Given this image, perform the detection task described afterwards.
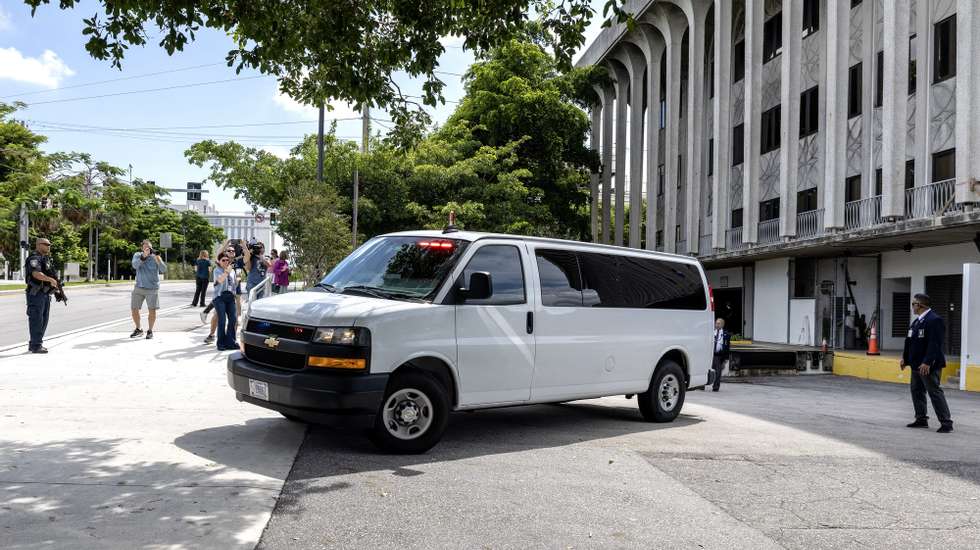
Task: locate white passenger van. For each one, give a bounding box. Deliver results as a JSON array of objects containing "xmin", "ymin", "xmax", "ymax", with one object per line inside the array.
[{"xmin": 228, "ymin": 230, "xmax": 713, "ymax": 453}]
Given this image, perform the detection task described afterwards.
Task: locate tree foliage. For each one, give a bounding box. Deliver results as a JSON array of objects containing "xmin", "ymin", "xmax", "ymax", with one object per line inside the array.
[
  {"xmin": 21, "ymin": 0, "xmax": 612, "ymax": 138},
  {"xmin": 0, "ymin": 103, "xmax": 223, "ymax": 275}
]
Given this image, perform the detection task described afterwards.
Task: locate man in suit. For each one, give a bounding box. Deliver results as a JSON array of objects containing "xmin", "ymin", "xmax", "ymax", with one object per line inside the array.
[
  {"xmin": 711, "ymin": 318, "xmax": 732, "ymax": 392},
  {"xmin": 900, "ymin": 293, "xmax": 953, "ymax": 433}
]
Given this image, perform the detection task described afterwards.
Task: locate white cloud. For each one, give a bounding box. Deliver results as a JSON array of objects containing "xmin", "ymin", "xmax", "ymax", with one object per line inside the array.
[
  {"xmin": 0, "ymin": 47, "xmax": 75, "ymax": 88},
  {"xmin": 272, "ymin": 89, "xmax": 359, "ymax": 119},
  {"xmin": 439, "ymin": 34, "xmax": 466, "ymax": 49}
]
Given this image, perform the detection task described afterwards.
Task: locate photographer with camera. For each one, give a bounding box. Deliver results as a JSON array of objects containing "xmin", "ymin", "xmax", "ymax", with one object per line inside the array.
[
  {"xmin": 130, "ymin": 239, "xmax": 167, "ymax": 340},
  {"xmin": 243, "ymin": 240, "xmax": 271, "ymax": 299},
  {"xmin": 24, "ymin": 237, "xmax": 60, "ymax": 353}
]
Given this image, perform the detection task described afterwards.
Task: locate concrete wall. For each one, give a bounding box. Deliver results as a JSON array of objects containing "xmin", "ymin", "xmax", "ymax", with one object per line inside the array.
[
  {"xmin": 790, "ymin": 299, "xmax": 817, "ymax": 346},
  {"xmin": 881, "ymin": 243, "xmax": 980, "ymax": 296},
  {"xmin": 753, "ymin": 258, "xmax": 789, "ymax": 343},
  {"xmin": 706, "ymin": 267, "xmax": 744, "ymax": 289}
]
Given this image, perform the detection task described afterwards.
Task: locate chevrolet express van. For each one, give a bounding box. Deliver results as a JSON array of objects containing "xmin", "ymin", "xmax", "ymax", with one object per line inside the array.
[{"xmin": 228, "ymin": 230, "xmax": 713, "ymax": 453}]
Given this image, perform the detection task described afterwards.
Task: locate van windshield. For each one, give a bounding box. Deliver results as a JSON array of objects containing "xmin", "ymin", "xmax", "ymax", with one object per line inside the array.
[{"xmin": 319, "ymin": 236, "xmax": 469, "ymax": 301}]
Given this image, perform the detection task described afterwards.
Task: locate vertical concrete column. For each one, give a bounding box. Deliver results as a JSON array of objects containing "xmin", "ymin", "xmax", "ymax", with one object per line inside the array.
[
  {"xmin": 881, "ymin": 0, "xmax": 911, "ymax": 218},
  {"xmin": 711, "ymin": 0, "xmax": 732, "ymax": 250},
  {"xmin": 961, "ymin": 263, "xmax": 980, "ymax": 392},
  {"xmin": 608, "ymin": 61, "xmax": 630, "ymax": 247},
  {"xmin": 913, "ymin": 0, "xmax": 931, "ymax": 190},
  {"xmin": 601, "ymin": 85, "xmax": 615, "ymax": 244},
  {"xmin": 589, "ymin": 99, "xmax": 602, "ymax": 242},
  {"xmin": 630, "ymin": 26, "xmax": 666, "ymax": 251},
  {"xmin": 684, "ymin": 11, "xmax": 706, "ymax": 254},
  {"xmin": 742, "ymin": 0, "xmax": 763, "ymax": 243},
  {"xmin": 779, "ymin": 0, "xmax": 803, "ymax": 237},
  {"xmin": 823, "ymin": 0, "xmax": 850, "ymax": 229},
  {"xmin": 613, "ymin": 47, "xmax": 648, "ymax": 249},
  {"xmin": 955, "ymin": 0, "xmax": 980, "ymax": 203},
  {"xmin": 860, "ymin": 0, "xmax": 875, "ymax": 200}
]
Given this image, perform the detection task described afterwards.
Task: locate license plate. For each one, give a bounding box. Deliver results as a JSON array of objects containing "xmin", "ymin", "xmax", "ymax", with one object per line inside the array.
[{"xmin": 248, "ymin": 379, "xmax": 269, "ymax": 401}]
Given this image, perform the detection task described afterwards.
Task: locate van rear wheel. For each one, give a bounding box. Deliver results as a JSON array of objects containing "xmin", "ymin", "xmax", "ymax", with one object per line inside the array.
[
  {"xmin": 638, "ymin": 361, "xmax": 685, "ymax": 422},
  {"xmin": 371, "ymin": 371, "xmax": 449, "ymax": 454}
]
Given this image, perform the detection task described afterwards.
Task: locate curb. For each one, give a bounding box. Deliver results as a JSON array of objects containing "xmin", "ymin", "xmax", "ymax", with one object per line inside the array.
[{"xmin": 0, "ymin": 304, "xmax": 191, "ymax": 354}]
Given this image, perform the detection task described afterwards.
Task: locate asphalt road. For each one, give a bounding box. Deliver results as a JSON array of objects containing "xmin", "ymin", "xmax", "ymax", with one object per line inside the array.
[
  {"xmin": 0, "ymin": 281, "xmax": 196, "ymax": 347},
  {"xmin": 257, "ymin": 376, "xmax": 980, "ymax": 550}
]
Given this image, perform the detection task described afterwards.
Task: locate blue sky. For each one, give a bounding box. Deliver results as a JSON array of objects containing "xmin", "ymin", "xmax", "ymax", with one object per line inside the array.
[{"xmin": 0, "ymin": 2, "xmax": 605, "ymax": 212}]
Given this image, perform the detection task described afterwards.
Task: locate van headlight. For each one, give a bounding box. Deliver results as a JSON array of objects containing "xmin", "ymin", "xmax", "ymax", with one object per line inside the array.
[{"xmin": 312, "ymin": 327, "xmax": 370, "ymax": 346}]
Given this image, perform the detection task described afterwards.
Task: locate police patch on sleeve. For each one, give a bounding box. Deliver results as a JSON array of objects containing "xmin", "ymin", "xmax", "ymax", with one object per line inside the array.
[{"xmin": 30, "ymin": 259, "xmax": 40, "ymax": 269}]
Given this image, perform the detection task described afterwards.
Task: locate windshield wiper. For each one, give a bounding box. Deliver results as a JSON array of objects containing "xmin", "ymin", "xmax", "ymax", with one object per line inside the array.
[
  {"xmin": 340, "ymin": 285, "xmax": 424, "ymax": 302},
  {"xmin": 311, "ymin": 282, "xmax": 336, "ymax": 292}
]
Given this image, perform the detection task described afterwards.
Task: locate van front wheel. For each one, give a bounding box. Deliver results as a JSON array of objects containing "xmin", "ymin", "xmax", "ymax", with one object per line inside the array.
[
  {"xmin": 371, "ymin": 372, "xmax": 449, "ymax": 454},
  {"xmin": 638, "ymin": 361, "xmax": 685, "ymax": 422}
]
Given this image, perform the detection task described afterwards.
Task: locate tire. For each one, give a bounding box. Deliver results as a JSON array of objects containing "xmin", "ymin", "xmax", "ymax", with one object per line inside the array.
[
  {"xmin": 370, "ymin": 371, "xmax": 450, "ymax": 454},
  {"xmin": 637, "ymin": 360, "xmax": 686, "ymax": 423}
]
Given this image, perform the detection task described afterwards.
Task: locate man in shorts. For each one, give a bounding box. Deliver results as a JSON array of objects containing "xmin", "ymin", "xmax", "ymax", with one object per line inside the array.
[{"xmin": 130, "ymin": 239, "xmax": 167, "ymax": 339}]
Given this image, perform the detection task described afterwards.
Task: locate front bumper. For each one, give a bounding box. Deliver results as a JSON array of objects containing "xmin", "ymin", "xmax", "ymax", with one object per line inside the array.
[{"xmin": 227, "ymin": 352, "xmax": 389, "ymax": 427}]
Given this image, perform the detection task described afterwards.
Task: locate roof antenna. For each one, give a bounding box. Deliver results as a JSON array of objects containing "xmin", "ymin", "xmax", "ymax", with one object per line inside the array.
[{"xmin": 443, "ymin": 210, "xmax": 459, "ymax": 234}]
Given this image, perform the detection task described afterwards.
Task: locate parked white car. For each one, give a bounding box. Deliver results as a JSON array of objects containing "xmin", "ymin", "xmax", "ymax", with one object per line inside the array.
[{"xmin": 228, "ymin": 230, "xmax": 714, "ymax": 453}]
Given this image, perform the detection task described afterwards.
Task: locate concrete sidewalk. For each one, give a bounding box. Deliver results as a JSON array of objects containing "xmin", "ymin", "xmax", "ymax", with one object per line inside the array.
[{"xmin": 0, "ymin": 307, "xmax": 305, "ymax": 550}]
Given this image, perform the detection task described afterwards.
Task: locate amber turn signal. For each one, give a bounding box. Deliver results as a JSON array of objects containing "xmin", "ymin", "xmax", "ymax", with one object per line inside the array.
[{"xmin": 307, "ymin": 356, "xmax": 366, "ymax": 370}]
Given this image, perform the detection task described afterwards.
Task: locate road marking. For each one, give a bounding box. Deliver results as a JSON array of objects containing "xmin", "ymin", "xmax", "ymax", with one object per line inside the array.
[{"xmin": 0, "ymin": 304, "xmax": 190, "ymax": 353}]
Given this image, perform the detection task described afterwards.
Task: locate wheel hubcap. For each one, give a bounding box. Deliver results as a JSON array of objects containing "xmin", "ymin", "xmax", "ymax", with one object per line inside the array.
[
  {"xmin": 382, "ymin": 388, "xmax": 433, "ymax": 440},
  {"xmin": 659, "ymin": 374, "xmax": 680, "ymax": 411}
]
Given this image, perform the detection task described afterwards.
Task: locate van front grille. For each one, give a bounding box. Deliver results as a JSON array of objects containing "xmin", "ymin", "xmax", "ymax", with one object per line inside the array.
[{"xmin": 243, "ymin": 344, "xmax": 306, "ymax": 371}]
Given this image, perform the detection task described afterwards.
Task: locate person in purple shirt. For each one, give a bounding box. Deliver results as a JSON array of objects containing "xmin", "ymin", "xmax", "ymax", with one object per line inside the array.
[{"xmin": 271, "ymin": 251, "xmax": 290, "ymax": 294}]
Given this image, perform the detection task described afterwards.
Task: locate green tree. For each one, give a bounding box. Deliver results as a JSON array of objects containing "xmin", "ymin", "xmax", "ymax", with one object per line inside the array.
[
  {"xmin": 22, "ymin": 0, "xmax": 608, "ymax": 137},
  {"xmin": 277, "ymin": 182, "xmax": 353, "ymax": 284}
]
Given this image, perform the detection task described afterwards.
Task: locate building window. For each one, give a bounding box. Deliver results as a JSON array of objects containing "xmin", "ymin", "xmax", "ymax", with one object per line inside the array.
[
  {"xmin": 934, "ymin": 15, "xmax": 956, "ymax": 83},
  {"xmin": 848, "ymin": 63, "xmax": 862, "ymax": 118},
  {"xmin": 759, "ymin": 198, "xmax": 780, "ymax": 222},
  {"xmin": 677, "ymin": 155, "xmax": 683, "ymax": 188},
  {"xmin": 905, "ymin": 159, "xmax": 915, "ymax": 189},
  {"xmin": 851, "ymin": 0, "xmax": 862, "ymax": 7},
  {"xmin": 793, "ymin": 258, "xmax": 817, "ymax": 298},
  {"xmin": 909, "ymin": 34, "xmax": 917, "ymax": 94},
  {"xmin": 707, "ymin": 139, "xmax": 714, "ymax": 176},
  {"xmin": 733, "ymin": 40, "xmax": 745, "ymax": 82},
  {"xmin": 731, "ymin": 208, "xmax": 743, "ymax": 228},
  {"xmin": 874, "ymin": 51, "xmax": 883, "ymax": 108},
  {"xmin": 675, "ymin": 224, "xmax": 681, "ymax": 242},
  {"xmin": 658, "ymin": 164, "xmax": 665, "ymax": 195},
  {"xmin": 800, "ymin": 86, "xmax": 819, "ymax": 138},
  {"xmin": 797, "ymin": 188, "xmax": 818, "ymax": 212},
  {"xmin": 732, "ymin": 123, "xmax": 745, "ymax": 165},
  {"xmin": 932, "ymin": 149, "xmax": 955, "ymax": 182},
  {"xmin": 660, "ymin": 101, "xmax": 666, "ymax": 129},
  {"xmin": 845, "ymin": 174, "xmax": 862, "ymax": 202},
  {"xmin": 656, "ymin": 230, "xmax": 664, "ymax": 247},
  {"xmin": 761, "ymin": 105, "xmax": 781, "ymax": 155},
  {"xmin": 763, "ymin": 13, "xmax": 783, "ymax": 63},
  {"xmin": 802, "ymin": 0, "xmax": 820, "ymax": 37},
  {"xmin": 875, "ymin": 168, "xmax": 882, "ymax": 196}
]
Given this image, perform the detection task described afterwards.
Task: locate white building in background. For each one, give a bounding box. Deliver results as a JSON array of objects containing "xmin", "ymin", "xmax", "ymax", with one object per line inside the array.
[
  {"xmin": 165, "ymin": 183, "xmax": 284, "ymax": 252},
  {"xmin": 577, "ymin": 0, "xmax": 980, "ymax": 363}
]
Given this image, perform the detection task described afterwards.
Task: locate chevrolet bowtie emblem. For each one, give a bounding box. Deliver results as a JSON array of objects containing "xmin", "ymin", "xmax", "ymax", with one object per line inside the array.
[{"xmin": 264, "ymin": 335, "xmax": 281, "ymax": 349}]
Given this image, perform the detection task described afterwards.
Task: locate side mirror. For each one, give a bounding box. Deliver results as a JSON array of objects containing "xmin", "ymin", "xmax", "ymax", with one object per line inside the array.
[{"xmin": 461, "ymin": 271, "xmax": 492, "ymax": 302}]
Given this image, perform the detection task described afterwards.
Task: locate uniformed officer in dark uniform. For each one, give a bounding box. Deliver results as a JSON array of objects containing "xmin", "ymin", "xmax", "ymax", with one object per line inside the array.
[
  {"xmin": 900, "ymin": 293, "xmax": 953, "ymax": 433},
  {"xmin": 25, "ymin": 237, "xmax": 59, "ymax": 354}
]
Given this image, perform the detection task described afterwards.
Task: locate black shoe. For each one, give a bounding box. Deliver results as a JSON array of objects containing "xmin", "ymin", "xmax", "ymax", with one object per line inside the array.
[
  {"xmin": 30, "ymin": 346, "xmax": 48, "ymax": 354},
  {"xmin": 204, "ymin": 335, "xmax": 215, "ymax": 345},
  {"xmin": 937, "ymin": 425, "xmax": 953, "ymax": 434},
  {"xmin": 906, "ymin": 420, "xmax": 929, "ymax": 428},
  {"xmin": 145, "ymin": 330, "xmax": 154, "ymax": 340},
  {"xmin": 130, "ymin": 328, "xmax": 144, "ymax": 338}
]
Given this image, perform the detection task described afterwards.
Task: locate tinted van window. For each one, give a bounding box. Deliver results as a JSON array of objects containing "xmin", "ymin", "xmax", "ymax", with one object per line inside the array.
[
  {"xmin": 461, "ymin": 245, "xmax": 526, "ymax": 305},
  {"xmin": 535, "ymin": 249, "xmax": 583, "ymax": 307},
  {"xmin": 578, "ymin": 252, "xmax": 707, "ymax": 310}
]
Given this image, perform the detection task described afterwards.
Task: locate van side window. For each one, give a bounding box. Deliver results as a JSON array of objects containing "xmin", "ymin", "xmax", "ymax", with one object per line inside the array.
[
  {"xmin": 535, "ymin": 249, "xmax": 583, "ymax": 307},
  {"xmin": 578, "ymin": 252, "xmax": 707, "ymax": 310},
  {"xmin": 461, "ymin": 245, "xmax": 526, "ymax": 305}
]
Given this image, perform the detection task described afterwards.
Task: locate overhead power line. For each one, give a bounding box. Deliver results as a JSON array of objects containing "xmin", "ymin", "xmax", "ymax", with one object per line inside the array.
[
  {"xmin": 23, "ymin": 75, "xmax": 272, "ymax": 106},
  {"xmin": 25, "ymin": 118, "xmax": 361, "ymax": 132},
  {"xmin": 0, "ymin": 63, "xmax": 226, "ymax": 99}
]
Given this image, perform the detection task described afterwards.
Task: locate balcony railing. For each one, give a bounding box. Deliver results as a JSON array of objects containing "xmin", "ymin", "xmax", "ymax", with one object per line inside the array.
[
  {"xmin": 726, "ymin": 227, "xmax": 745, "ymax": 250},
  {"xmin": 698, "ymin": 233, "xmax": 713, "ymax": 255},
  {"xmin": 905, "ymin": 178, "xmax": 960, "ymax": 219},
  {"xmin": 796, "ymin": 208, "xmax": 824, "ymax": 238},
  {"xmin": 757, "ymin": 219, "xmax": 780, "ymax": 244},
  {"xmin": 844, "ymin": 195, "xmax": 883, "ymax": 230}
]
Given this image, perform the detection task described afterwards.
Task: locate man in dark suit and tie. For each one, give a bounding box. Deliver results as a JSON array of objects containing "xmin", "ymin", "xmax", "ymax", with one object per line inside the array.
[
  {"xmin": 711, "ymin": 318, "xmax": 732, "ymax": 392},
  {"xmin": 900, "ymin": 293, "xmax": 953, "ymax": 433}
]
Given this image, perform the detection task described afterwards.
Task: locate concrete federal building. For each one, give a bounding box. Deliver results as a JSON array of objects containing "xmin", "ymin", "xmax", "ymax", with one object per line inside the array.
[{"xmin": 577, "ymin": 0, "xmax": 980, "ymax": 379}]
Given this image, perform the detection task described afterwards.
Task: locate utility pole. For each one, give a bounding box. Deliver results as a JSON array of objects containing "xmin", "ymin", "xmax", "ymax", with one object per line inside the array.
[
  {"xmin": 317, "ymin": 104, "xmax": 325, "ymax": 183},
  {"xmin": 352, "ymin": 104, "xmax": 369, "ymax": 248}
]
